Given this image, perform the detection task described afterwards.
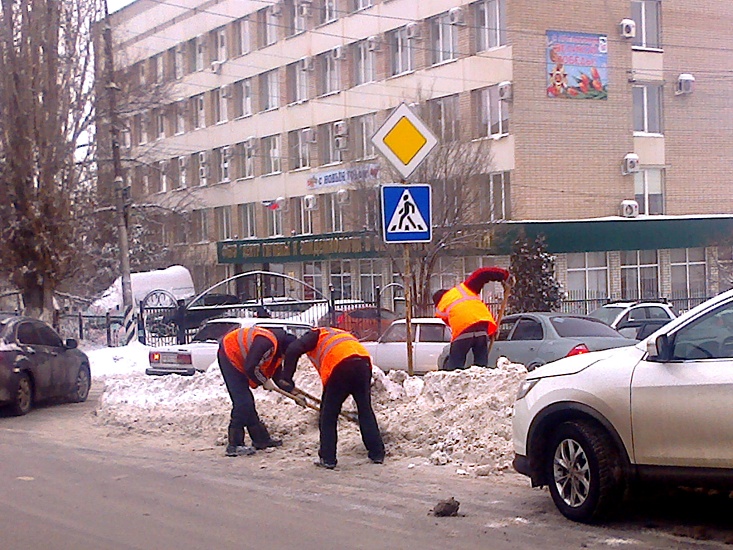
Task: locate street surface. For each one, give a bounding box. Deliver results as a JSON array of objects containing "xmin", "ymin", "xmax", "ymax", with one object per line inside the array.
[{"xmin": 1, "ymin": 383, "xmax": 732, "ymax": 549}]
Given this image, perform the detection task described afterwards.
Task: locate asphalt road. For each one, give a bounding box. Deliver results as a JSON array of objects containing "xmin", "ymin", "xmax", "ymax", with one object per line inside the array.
[{"xmin": 1, "ymin": 385, "xmax": 732, "ymax": 550}]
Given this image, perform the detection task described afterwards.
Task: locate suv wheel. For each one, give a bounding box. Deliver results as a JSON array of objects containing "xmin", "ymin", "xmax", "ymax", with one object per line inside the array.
[{"xmin": 546, "ymin": 420, "xmax": 623, "ymax": 523}]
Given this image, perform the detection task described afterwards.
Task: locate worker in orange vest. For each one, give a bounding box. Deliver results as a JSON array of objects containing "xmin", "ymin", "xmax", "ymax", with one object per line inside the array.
[
  {"xmin": 218, "ymin": 326, "xmax": 297, "ymax": 457},
  {"xmin": 281, "ymin": 327, "xmax": 385, "ymax": 469},
  {"xmin": 433, "ymin": 266, "xmax": 511, "ymax": 371}
]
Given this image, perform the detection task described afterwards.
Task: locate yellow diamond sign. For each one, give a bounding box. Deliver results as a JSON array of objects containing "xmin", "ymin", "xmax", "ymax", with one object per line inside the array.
[{"xmin": 372, "ymin": 103, "xmax": 438, "ymax": 179}]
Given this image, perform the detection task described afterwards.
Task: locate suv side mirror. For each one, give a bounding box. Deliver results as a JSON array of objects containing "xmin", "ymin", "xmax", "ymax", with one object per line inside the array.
[
  {"xmin": 65, "ymin": 338, "xmax": 78, "ymax": 349},
  {"xmin": 646, "ymin": 334, "xmax": 671, "ymax": 361}
]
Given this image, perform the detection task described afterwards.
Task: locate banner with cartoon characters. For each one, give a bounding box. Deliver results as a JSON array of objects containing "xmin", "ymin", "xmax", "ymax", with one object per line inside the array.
[{"xmin": 547, "ymin": 30, "xmax": 608, "ymax": 100}]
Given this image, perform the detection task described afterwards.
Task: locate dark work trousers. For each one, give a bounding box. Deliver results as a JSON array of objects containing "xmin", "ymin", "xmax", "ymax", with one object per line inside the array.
[
  {"xmin": 319, "ymin": 357, "xmax": 385, "ymax": 465},
  {"xmin": 218, "ymin": 348, "xmax": 260, "ymax": 433},
  {"xmin": 444, "ymin": 332, "xmax": 489, "ymax": 370}
]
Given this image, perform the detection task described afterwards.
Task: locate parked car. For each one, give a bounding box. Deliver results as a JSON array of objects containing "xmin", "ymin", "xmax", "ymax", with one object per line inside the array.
[
  {"xmin": 512, "ymin": 289, "xmax": 733, "ymax": 523},
  {"xmin": 588, "ymin": 300, "xmax": 677, "ymax": 339},
  {"xmin": 0, "ymin": 314, "xmax": 91, "ymax": 415},
  {"xmin": 284, "ymin": 299, "xmax": 366, "ymax": 326},
  {"xmin": 361, "ymin": 318, "xmax": 452, "ymax": 374},
  {"xmin": 146, "ymin": 317, "xmax": 312, "ymax": 376},
  {"xmin": 438, "ymin": 312, "xmax": 638, "ymax": 371}
]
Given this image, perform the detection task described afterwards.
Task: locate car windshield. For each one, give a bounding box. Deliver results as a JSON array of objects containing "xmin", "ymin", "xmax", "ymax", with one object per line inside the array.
[
  {"xmin": 550, "ymin": 316, "xmax": 624, "ymax": 338},
  {"xmin": 192, "ymin": 322, "xmax": 240, "ymax": 342},
  {"xmin": 588, "ymin": 306, "xmax": 624, "ymax": 325}
]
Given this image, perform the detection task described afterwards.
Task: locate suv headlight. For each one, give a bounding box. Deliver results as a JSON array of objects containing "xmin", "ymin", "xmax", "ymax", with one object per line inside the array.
[{"xmin": 516, "ymin": 379, "xmax": 539, "ymax": 401}]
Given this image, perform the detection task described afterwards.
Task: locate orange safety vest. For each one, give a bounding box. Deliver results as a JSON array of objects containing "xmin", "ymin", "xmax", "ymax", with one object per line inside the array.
[
  {"xmin": 222, "ymin": 327, "xmax": 281, "ymax": 388},
  {"xmin": 435, "ymin": 283, "xmax": 496, "ymax": 341},
  {"xmin": 306, "ymin": 327, "xmax": 370, "ymax": 386}
]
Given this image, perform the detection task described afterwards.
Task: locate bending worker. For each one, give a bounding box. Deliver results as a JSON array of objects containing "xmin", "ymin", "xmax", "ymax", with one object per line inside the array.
[
  {"xmin": 433, "ymin": 266, "xmax": 511, "ymax": 371},
  {"xmin": 281, "ymin": 327, "xmax": 385, "ymax": 470},
  {"xmin": 218, "ymin": 325, "xmax": 296, "ymax": 457}
]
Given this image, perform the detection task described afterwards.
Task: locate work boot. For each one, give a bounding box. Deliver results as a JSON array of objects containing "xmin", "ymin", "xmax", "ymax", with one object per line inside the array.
[
  {"xmin": 225, "ymin": 426, "xmax": 256, "ymax": 457},
  {"xmin": 247, "ymin": 422, "xmax": 283, "ymax": 450},
  {"xmin": 314, "ymin": 457, "xmax": 337, "ymax": 469}
]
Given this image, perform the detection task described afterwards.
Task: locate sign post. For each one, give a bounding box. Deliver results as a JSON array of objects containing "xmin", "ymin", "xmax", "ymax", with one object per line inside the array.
[{"xmin": 372, "ymin": 103, "xmax": 437, "ymax": 375}]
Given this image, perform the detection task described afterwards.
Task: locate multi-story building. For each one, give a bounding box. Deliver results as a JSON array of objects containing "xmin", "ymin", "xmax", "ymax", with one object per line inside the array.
[{"xmin": 106, "ymin": 0, "xmax": 733, "ymax": 312}]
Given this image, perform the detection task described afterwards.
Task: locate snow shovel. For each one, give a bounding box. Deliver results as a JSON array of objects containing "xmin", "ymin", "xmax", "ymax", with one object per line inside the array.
[
  {"xmin": 293, "ymin": 388, "xmax": 359, "ymax": 423},
  {"xmin": 270, "ymin": 386, "xmax": 358, "ymax": 423},
  {"xmin": 489, "ymin": 275, "xmax": 515, "ymax": 353}
]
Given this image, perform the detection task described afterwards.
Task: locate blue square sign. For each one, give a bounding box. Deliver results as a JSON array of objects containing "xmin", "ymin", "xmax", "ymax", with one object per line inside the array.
[{"xmin": 381, "ymin": 184, "xmax": 432, "ymax": 243}]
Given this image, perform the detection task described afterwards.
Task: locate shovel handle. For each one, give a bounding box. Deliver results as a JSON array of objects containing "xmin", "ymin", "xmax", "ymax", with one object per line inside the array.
[{"xmin": 271, "ymin": 386, "xmax": 358, "ymax": 423}]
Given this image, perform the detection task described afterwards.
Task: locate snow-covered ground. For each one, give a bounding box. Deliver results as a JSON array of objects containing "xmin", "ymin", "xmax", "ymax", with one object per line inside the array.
[{"xmin": 85, "ymin": 342, "xmax": 527, "ymax": 474}]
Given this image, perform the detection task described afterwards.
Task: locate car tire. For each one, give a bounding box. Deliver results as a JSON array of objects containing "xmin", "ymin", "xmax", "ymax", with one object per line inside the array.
[
  {"xmin": 545, "ymin": 420, "xmax": 623, "ymax": 523},
  {"xmin": 69, "ymin": 364, "xmax": 91, "ymax": 403},
  {"xmin": 11, "ymin": 372, "xmax": 33, "ymax": 416}
]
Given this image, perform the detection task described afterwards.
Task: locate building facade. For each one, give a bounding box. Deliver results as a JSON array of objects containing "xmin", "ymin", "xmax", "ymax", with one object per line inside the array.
[{"xmin": 107, "ymin": 0, "xmax": 733, "ymax": 312}]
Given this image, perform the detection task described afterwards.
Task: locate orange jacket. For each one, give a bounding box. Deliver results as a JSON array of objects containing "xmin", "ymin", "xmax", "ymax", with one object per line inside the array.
[
  {"xmin": 307, "ymin": 327, "xmax": 370, "ymax": 385},
  {"xmin": 222, "ymin": 327, "xmax": 281, "ymax": 388},
  {"xmin": 435, "ymin": 283, "xmax": 497, "ymax": 340}
]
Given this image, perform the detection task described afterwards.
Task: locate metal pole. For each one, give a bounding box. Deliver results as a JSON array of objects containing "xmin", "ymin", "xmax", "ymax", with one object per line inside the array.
[
  {"xmin": 403, "ymin": 244, "xmax": 414, "ymax": 376},
  {"xmin": 102, "ymin": 0, "xmax": 133, "ymax": 342}
]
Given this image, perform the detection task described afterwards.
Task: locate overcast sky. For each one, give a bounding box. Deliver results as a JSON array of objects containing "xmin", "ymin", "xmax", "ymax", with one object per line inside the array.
[{"xmin": 107, "ymin": 0, "xmax": 135, "ymax": 13}]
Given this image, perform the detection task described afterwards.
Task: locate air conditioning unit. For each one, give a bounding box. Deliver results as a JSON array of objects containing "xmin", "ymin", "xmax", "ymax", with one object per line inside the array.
[
  {"xmin": 210, "ymin": 61, "xmax": 224, "ymax": 74},
  {"xmin": 244, "ymin": 136, "xmax": 257, "ymax": 150},
  {"xmin": 336, "ymin": 188, "xmax": 350, "ymax": 205},
  {"xmin": 297, "ymin": 3, "xmax": 311, "ymax": 17},
  {"xmin": 302, "ymin": 127, "xmax": 317, "ymax": 143},
  {"xmin": 275, "ymin": 196, "xmax": 289, "ymax": 211},
  {"xmin": 620, "ymin": 199, "xmax": 639, "ymax": 218},
  {"xmin": 331, "ymin": 46, "xmax": 346, "ymax": 60},
  {"xmin": 270, "ymin": 2, "xmax": 283, "ymax": 16},
  {"xmin": 676, "ymin": 73, "xmax": 695, "ymax": 95},
  {"xmin": 335, "ymin": 136, "xmax": 349, "ymax": 150},
  {"xmin": 220, "ymin": 84, "xmax": 232, "ymax": 98},
  {"xmin": 448, "ymin": 6, "xmax": 465, "ymax": 25},
  {"xmin": 405, "ymin": 22, "xmax": 421, "ymax": 40},
  {"xmin": 619, "ymin": 18, "xmax": 636, "ymax": 39},
  {"xmin": 622, "ymin": 153, "xmax": 640, "ymax": 175},
  {"xmin": 304, "ymin": 194, "xmax": 318, "ymax": 211},
  {"xmin": 367, "ymin": 36, "xmax": 380, "ymax": 52},
  {"xmin": 498, "ymin": 81, "xmax": 513, "ymax": 101},
  {"xmin": 299, "ymin": 56, "xmax": 314, "ymax": 71},
  {"xmin": 333, "ymin": 120, "xmax": 348, "ymax": 137}
]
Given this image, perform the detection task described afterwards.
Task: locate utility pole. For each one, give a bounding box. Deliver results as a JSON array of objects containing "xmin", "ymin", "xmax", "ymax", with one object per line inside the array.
[{"xmin": 102, "ymin": 0, "xmax": 134, "ymax": 343}]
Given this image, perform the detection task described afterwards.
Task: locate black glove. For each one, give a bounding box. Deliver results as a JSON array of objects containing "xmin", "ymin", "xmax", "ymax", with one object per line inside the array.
[{"xmin": 276, "ymin": 378, "xmax": 295, "ymax": 393}]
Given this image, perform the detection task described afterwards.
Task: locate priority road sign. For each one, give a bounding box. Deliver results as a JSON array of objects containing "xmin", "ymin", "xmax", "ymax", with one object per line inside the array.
[
  {"xmin": 381, "ymin": 184, "xmax": 432, "ymax": 243},
  {"xmin": 372, "ymin": 103, "xmax": 438, "ymax": 180}
]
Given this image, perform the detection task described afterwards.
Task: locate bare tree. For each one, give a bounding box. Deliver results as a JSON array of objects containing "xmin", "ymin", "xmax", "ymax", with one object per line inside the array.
[{"xmin": 0, "ymin": 0, "xmax": 101, "ymax": 320}]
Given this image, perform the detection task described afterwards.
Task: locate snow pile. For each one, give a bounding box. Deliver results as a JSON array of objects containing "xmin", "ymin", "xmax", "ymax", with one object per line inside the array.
[{"xmin": 89, "ymin": 343, "xmax": 527, "ymax": 474}]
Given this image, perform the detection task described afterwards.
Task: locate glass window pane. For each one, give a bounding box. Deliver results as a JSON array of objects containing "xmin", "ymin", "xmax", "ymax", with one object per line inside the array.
[
  {"xmin": 587, "ymin": 270, "xmax": 608, "ymax": 294},
  {"xmin": 670, "ymin": 248, "xmax": 687, "ymax": 263},
  {"xmin": 566, "ymin": 253, "xmax": 585, "ymax": 270},
  {"xmin": 587, "ymin": 252, "xmax": 607, "ymax": 268},
  {"xmin": 639, "ymin": 249, "xmax": 657, "ymax": 264}
]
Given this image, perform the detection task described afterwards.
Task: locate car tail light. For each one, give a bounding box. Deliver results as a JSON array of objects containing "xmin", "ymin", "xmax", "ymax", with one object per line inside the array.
[
  {"xmin": 149, "ymin": 351, "xmax": 161, "ymax": 364},
  {"xmin": 566, "ymin": 344, "xmax": 590, "ymax": 357},
  {"xmin": 177, "ymin": 353, "xmax": 193, "ymax": 365}
]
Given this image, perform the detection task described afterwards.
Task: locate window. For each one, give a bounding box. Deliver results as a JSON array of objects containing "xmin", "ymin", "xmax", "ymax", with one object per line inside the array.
[
  {"xmin": 234, "ymin": 17, "xmax": 251, "ymax": 56},
  {"xmin": 196, "ymin": 151, "xmax": 208, "ymax": 186},
  {"xmin": 192, "ymin": 94, "xmax": 205, "ymax": 129},
  {"xmin": 195, "ymin": 35, "xmax": 206, "ymax": 71},
  {"xmin": 137, "ymin": 112, "xmax": 149, "ymax": 144},
  {"xmin": 485, "ymin": 171, "xmax": 511, "ymax": 221},
  {"xmin": 233, "ymin": 78, "xmax": 253, "ymax": 117},
  {"xmin": 287, "ymin": 0, "xmax": 307, "ymax": 35},
  {"xmin": 352, "ymin": 0, "xmax": 372, "ymax": 12},
  {"xmin": 154, "ymin": 53, "xmax": 165, "ymax": 82},
  {"xmin": 155, "ymin": 109, "xmax": 166, "ymax": 139},
  {"xmin": 631, "ymin": 0, "xmax": 661, "ymax": 49},
  {"xmin": 476, "ymin": 85, "xmax": 509, "ymax": 138},
  {"xmin": 214, "ymin": 86, "xmax": 230, "ymax": 123},
  {"xmin": 289, "ymin": 129, "xmax": 311, "ymax": 170},
  {"xmin": 178, "ymin": 156, "xmax": 188, "ymax": 188},
  {"xmin": 429, "ymin": 95, "xmax": 460, "ymax": 142},
  {"xmin": 192, "ymin": 209, "xmax": 208, "ymax": 242},
  {"xmin": 175, "ymin": 101, "xmax": 186, "ymax": 134},
  {"xmin": 634, "ymin": 168, "xmax": 664, "ymax": 215},
  {"xmin": 475, "ymin": 0, "xmax": 506, "ymax": 51},
  {"xmin": 354, "ymin": 113, "xmax": 375, "ymax": 159},
  {"xmin": 214, "ymin": 27, "xmax": 227, "ymax": 61},
  {"xmin": 215, "ymin": 205, "xmax": 232, "ymax": 240},
  {"xmin": 287, "ymin": 59, "xmax": 310, "ymax": 104},
  {"xmin": 319, "ymin": 122, "xmax": 342, "ymax": 164},
  {"xmin": 324, "ymin": 192, "xmax": 344, "ymax": 232},
  {"xmin": 138, "ymin": 61, "xmax": 146, "ymax": 86},
  {"xmin": 215, "ymin": 146, "xmax": 231, "ymax": 182},
  {"xmin": 156, "ymin": 160, "xmax": 168, "ymax": 192},
  {"xmin": 621, "ymin": 250, "xmax": 659, "ymax": 300},
  {"xmin": 241, "ymin": 140, "xmax": 256, "ymax": 178},
  {"xmin": 295, "ymin": 196, "xmax": 314, "ymax": 234},
  {"xmin": 389, "ymin": 26, "xmax": 414, "ymax": 76},
  {"xmin": 239, "ymin": 203, "xmax": 257, "ymax": 238},
  {"xmin": 319, "ymin": 0, "xmax": 337, "ymax": 24},
  {"xmin": 264, "ymin": 6, "xmax": 280, "ymax": 46},
  {"xmin": 262, "ymin": 134, "xmax": 281, "ymax": 174},
  {"xmin": 330, "ymin": 260, "xmax": 352, "ymax": 299},
  {"xmin": 318, "ymin": 51, "xmax": 341, "ymax": 96},
  {"xmin": 174, "ymin": 45, "xmax": 185, "ymax": 79},
  {"xmin": 671, "ymin": 248, "xmax": 707, "ymax": 302},
  {"xmin": 260, "ymin": 70, "xmax": 280, "ymax": 111},
  {"xmin": 359, "ymin": 259, "xmax": 382, "ymax": 302},
  {"xmin": 566, "ymin": 252, "xmax": 609, "ymax": 300},
  {"xmin": 266, "ymin": 205, "xmax": 284, "ymax": 237},
  {"xmin": 354, "ymin": 40, "xmax": 375, "ymax": 86},
  {"xmin": 430, "ymin": 12, "xmax": 458, "ymax": 65},
  {"xmin": 633, "ymin": 83, "xmax": 662, "ymax": 134},
  {"xmin": 303, "ymin": 261, "xmax": 323, "ymax": 299}
]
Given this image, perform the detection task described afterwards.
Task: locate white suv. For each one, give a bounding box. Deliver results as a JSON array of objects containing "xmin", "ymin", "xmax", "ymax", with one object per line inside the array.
[
  {"xmin": 513, "ymin": 289, "xmax": 733, "ymax": 523},
  {"xmin": 589, "ymin": 300, "xmax": 677, "ymax": 340}
]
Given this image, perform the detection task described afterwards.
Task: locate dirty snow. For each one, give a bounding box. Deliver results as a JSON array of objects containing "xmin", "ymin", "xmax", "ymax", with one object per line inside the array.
[{"xmin": 86, "ymin": 342, "xmax": 527, "ymax": 474}]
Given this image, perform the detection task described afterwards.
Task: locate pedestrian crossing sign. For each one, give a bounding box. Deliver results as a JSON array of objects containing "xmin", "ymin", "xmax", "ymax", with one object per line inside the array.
[{"xmin": 381, "ymin": 184, "xmax": 432, "ymax": 243}]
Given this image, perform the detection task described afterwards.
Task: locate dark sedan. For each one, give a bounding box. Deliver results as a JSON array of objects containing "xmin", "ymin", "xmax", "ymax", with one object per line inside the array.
[
  {"xmin": 0, "ymin": 314, "xmax": 90, "ymax": 415},
  {"xmin": 439, "ymin": 312, "xmax": 639, "ymax": 371}
]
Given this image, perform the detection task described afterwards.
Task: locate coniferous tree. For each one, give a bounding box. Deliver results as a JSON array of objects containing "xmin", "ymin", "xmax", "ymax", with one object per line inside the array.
[{"xmin": 508, "ymin": 234, "xmax": 562, "ymax": 313}]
